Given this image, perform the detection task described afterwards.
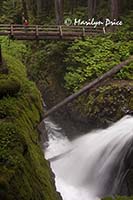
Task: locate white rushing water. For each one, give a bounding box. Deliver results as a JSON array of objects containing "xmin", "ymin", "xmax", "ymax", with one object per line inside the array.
[{"xmin": 44, "ymin": 116, "xmax": 133, "ymax": 200}]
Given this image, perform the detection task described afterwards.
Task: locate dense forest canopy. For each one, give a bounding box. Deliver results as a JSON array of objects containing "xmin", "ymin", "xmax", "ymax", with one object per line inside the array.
[{"xmin": 0, "ymin": 0, "xmax": 132, "ymax": 24}]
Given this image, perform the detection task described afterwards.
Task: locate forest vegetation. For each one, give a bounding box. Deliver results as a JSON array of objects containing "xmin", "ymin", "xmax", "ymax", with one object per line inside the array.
[
  {"xmin": 0, "ymin": 0, "xmax": 133, "ymax": 200},
  {"xmin": 0, "ymin": 0, "xmax": 132, "ymax": 24}
]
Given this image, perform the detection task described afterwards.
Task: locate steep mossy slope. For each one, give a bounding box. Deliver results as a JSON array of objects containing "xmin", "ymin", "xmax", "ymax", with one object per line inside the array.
[{"xmin": 0, "ymin": 54, "xmax": 61, "ymax": 200}]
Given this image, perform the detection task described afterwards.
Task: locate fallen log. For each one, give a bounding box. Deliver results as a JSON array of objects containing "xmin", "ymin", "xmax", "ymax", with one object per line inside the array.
[{"xmin": 39, "ymin": 56, "xmax": 133, "ymax": 126}]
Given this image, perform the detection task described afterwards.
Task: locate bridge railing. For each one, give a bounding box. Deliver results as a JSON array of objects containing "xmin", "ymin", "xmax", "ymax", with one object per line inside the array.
[{"xmin": 0, "ymin": 24, "xmax": 106, "ymax": 40}]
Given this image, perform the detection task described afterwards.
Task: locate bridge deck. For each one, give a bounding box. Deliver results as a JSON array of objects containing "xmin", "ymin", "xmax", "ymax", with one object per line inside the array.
[{"xmin": 0, "ymin": 24, "xmax": 106, "ymax": 40}]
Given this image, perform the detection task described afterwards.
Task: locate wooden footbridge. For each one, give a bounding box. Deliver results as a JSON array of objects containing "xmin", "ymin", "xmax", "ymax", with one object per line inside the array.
[{"xmin": 0, "ymin": 24, "xmax": 106, "ymax": 40}]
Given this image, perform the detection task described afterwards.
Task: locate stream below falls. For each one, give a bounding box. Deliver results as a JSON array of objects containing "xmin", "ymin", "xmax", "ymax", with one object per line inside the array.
[{"xmin": 44, "ymin": 115, "xmax": 133, "ymax": 200}]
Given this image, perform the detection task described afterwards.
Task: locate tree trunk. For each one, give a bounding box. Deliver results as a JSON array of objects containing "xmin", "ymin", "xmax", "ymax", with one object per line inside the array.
[
  {"xmin": 71, "ymin": 0, "xmax": 76, "ymax": 14},
  {"xmin": 55, "ymin": 0, "xmax": 64, "ymax": 25},
  {"xmin": 38, "ymin": 56, "xmax": 133, "ymax": 123},
  {"xmin": 36, "ymin": 0, "xmax": 42, "ymax": 17},
  {"xmin": 0, "ymin": 45, "xmax": 2, "ymax": 65},
  {"xmin": 111, "ymin": 0, "xmax": 119, "ymax": 19},
  {"xmin": 88, "ymin": 0, "xmax": 97, "ymax": 18},
  {"xmin": 22, "ymin": 0, "xmax": 28, "ymax": 20}
]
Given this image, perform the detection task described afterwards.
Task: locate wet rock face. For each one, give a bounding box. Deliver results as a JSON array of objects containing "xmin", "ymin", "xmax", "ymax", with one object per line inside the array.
[
  {"xmin": 125, "ymin": 152, "xmax": 133, "ymax": 195},
  {"xmin": 126, "ymin": 167, "xmax": 133, "ymax": 195},
  {"xmin": 118, "ymin": 146, "xmax": 133, "ymax": 196}
]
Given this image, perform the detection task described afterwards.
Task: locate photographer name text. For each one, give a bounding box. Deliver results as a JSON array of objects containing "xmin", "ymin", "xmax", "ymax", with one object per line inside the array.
[{"xmin": 64, "ymin": 18, "xmax": 123, "ymax": 28}]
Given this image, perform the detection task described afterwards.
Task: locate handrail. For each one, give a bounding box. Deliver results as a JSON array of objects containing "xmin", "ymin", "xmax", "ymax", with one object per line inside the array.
[{"xmin": 0, "ymin": 24, "xmax": 106, "ymax": 40}]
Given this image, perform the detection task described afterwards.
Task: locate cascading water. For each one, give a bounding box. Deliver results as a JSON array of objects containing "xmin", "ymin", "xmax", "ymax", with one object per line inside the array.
[{"xmin": 44, "ymin": 116, "xmax": 133, "ymax": 200}]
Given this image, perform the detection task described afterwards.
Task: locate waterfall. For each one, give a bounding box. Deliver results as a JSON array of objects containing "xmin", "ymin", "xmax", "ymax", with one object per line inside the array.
[{"xmin": 44, "ymin": 116, "xmax": 133, "ymax": 200}]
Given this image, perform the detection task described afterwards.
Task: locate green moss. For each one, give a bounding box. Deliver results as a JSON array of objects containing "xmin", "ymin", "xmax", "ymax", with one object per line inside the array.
[
  {"xmin": 0, "ymin": 77, "xmax": 21, "ymax": 98},
  {"xmin": 0, "ymin": 55, "xmax": 61, "ymax": 200},
  {"xmin": 73, "ymin": 81, "xmax": 133, "ymax": 126},
  {"xmin": 102, "ymin": 196, "xmax": 133, "ymax": 200}
]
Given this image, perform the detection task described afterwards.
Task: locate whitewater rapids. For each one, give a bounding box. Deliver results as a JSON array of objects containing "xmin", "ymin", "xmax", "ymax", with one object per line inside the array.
[{"xmin": 44, "ymin": 116, "xmax": 133, "ymax": 200}]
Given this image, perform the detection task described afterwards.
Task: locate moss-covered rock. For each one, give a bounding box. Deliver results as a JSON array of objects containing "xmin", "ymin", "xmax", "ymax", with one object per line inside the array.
[
  {"xmin": 0, "ymin": 54, "xmax": 62, "ymax": 200},
  {"xmin": 70, "ymin": 80, "xmax": 133, "ymax": 127},
  {"xmin": 0, "ymin": 77, "xmax": 21, "ymax": 99}
]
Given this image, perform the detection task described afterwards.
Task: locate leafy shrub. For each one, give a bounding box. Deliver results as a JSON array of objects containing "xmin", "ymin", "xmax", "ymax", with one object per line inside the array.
[{"xmin": 64, "ymin": 36, "xmax": 133, "ymax": 91}]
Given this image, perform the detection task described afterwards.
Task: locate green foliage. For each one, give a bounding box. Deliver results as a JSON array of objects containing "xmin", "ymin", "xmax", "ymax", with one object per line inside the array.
[
  {"xmin": 102, "ymin": 196, "xmax": 133, "ymax": 200},
  {"xmin": 3, "ymin": 53, "xmax": 26, "ymax": 82},
  {"xmin": 0, "ymin": 37, "xmax": 29, "ymax": 63},
  {"xmin": 64, "ymin": 36, "xmax": 133, "ymax": 91},
  {"xmin": 0, "ymin": 0, "xmax": 22, "ymax": 24},
  {"xmin": 0, "ymin": 122, "xmax": 24, "ymax": 167},
  {"xmin": 73, "ymin": 82, "xmax": 133, "ymax": 125},
  {"xmin": 64, "ymin": 6, "xmax": 88, "ymax": 20},
  {"xmin": 120, "ymin": 11, "xmax": 133, "ymax": 32}
]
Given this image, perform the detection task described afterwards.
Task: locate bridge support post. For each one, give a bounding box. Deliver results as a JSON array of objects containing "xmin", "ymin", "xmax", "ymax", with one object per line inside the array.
[{"xmin": 0, "ymin": 44, "xmax": 2, "ymax": 65}]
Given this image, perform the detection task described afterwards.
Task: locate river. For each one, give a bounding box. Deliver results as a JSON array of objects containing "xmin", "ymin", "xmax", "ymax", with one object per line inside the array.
[{"xmin": 44, "ymin": 115, "xmax": 133, "ymax": 200}]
